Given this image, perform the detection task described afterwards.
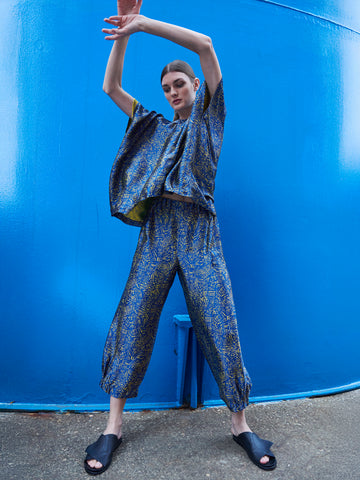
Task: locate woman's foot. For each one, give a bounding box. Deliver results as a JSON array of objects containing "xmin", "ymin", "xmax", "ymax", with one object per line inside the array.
[
  {"xmin": 231, "ymin": 410, "xmax": 270, "ymax": 465},
  {"xmin": 86, "ymin": 397, "xmax": 126, "ymax": 471},
  {"xmin": 86, "ymin": 424, "xmax": 122, "ymax": 470}
]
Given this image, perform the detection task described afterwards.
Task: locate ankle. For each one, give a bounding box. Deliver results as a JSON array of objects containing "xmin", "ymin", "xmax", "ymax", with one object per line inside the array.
[
  {"xmin": 104, "ymin": 420, "xmax": 122, "ymax": 438},
  {"xmin": 231, "ymin": 411, "xmax": 251, "ymax": 436}
]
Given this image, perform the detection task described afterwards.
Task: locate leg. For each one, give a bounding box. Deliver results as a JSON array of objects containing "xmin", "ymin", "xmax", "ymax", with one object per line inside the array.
[
  {"xmin": 104, "ymin": 396, "xmax": 126, "ymax": 438},
  {"xmin": 100, "ymin": 200, "xmax": 178, "ymax": 398},
  {"xmin": 176, "ymin": 205, "xmax": 273, "ymax": 467},
  {"xmin": 86, "ymin": 397, "xmax": 126, "ymax": 470},
  {"xmin": 86, "ymin": 199, "xmax": 178, "ymax": 473},
  {"xmin": 232, "ymin": 410, "xmax": 276, "ymax": 470},
  {"xmin": 177, "ymin": 210, "xmax": 251, "ymax": 412}
]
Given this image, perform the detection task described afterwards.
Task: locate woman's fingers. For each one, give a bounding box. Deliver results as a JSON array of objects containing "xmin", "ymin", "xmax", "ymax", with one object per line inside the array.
[
  {"xmin": 102, "ymin": 27, "xmax": 129, "ymax": 40},
  {"xmin": 104, "ymin": 17, "xmax": 121, "ymax": 26},
  {"xmin": 102, "ymin": 27, "xmax": 121, "ymax": 34},
  {"xmin": 103, "ymin": 34, "xmax": 122, "ymax": 40},
  {"xmin": 102, "ymin": 28, "xmax": 120, "ymax": 38}
]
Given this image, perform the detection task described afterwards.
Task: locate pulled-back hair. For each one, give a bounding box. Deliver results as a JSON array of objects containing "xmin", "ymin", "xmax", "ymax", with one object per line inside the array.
[{"xmin": 160, "ymin": 60, "xmax": 196, "ymax": 83}]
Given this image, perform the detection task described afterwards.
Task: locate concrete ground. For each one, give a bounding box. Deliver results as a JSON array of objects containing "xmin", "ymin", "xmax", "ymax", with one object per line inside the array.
[{"xmin": 1, "ymin": 388, "xmax": 359, "ymax": 480}]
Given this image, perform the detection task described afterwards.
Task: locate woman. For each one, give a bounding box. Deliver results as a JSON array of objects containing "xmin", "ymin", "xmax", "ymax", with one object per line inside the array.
[{"xmin": 84, "ymin": 0, "xmax": 276, "ymax": 474}]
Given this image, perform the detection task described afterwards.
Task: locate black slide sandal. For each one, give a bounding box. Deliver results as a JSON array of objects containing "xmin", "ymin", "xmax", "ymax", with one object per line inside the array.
[
  {"xmin": 84, "ymin": 434, "xmax": 122, "ymax": 476},
  {"xmin": 233, "ymin": 432, "xmax": 277, "ymax": 471}
]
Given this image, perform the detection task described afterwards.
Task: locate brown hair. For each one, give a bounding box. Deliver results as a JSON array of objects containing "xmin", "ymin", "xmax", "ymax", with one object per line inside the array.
[{"xmin": 160, "ymin": 60, "xmax": 196, "ymax": 83}]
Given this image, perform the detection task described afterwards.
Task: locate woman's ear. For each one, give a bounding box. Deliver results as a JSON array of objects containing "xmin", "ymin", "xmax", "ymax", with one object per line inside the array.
[{"xmin": 193, "ymin": 78, "xmax": 200, "ymax": 91}]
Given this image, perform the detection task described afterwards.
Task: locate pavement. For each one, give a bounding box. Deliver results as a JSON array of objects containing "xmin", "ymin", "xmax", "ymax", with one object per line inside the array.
[{"xmin": 1, "ymin": 388, "xmax": 359, "ymax": 480}]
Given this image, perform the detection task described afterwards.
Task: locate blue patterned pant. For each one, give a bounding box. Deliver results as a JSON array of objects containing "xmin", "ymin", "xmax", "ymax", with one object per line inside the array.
[{"xmin": 100, "ymin": 197, "xmax": 252, "ymax": 412}]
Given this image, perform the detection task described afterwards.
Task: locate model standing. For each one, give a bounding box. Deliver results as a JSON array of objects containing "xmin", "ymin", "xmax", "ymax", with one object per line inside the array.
[{"xmin": 84, "ymin": 0, "xmax": 276, "ymax": 474}]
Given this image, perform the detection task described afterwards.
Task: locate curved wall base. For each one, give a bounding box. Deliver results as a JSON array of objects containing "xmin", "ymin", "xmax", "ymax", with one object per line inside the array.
[{"xmin": 1, "ymin": 382, "xmax": 359, "ymax": 413}]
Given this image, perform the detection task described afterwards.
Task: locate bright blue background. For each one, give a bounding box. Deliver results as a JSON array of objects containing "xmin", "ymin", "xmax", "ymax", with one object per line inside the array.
[{"xmin": 1, "ymin": 0, "xmax": 360, "ymax": 409}]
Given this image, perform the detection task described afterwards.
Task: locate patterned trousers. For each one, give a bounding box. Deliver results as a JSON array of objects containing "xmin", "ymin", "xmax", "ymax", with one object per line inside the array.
[{"xmin": 100, "ymin": 197, "xmax": 252, "ymax": 412}]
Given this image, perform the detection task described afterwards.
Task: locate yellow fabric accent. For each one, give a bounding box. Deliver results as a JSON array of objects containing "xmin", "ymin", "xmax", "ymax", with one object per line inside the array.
[
  {"xmin": 125, "ymin": 198, "xmax": 154, "ymax": 223},
  {"xmin": 132, "ymin": 98, "xmax": 138, "ymax": 117},
  {"xmin": 125, "ymin": 98, "xmax": 138, "ymax": 131}
]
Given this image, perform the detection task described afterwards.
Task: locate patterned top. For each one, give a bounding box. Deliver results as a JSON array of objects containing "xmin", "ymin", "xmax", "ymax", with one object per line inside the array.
[{"xmin": 109, "ymin": 79, "xmax": 226, "ymax": 226}]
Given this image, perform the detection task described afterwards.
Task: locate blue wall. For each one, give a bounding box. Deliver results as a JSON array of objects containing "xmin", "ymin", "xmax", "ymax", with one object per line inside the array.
[{"xmin": 1, "ymin": 0, "xmax": 360, "ymax": 410}]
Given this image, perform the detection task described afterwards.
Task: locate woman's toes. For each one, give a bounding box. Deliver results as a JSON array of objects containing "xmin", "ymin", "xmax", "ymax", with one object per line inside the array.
[
  {"xmin": 260, "ymin": 455, "xmax": 270, "ymax": 464},
  {"xmin": 87, "ymin": 459, "xmax": 103, "ymax": 469}
]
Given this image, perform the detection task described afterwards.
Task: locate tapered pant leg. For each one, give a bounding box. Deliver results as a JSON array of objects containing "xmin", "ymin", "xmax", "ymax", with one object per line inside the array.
[
  {"xmin": 176, "ymin": 204, "xmax": 252, "ymax": 412},
  {"xmin": 100, "ymin": 200, "xmax": 178, "ymax": 398}
]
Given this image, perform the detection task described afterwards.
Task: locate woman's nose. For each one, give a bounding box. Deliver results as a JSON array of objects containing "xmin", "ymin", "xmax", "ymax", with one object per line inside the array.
[{"xmin": 171, "ymin": 87, "xmax": 177, "ymax": 96}]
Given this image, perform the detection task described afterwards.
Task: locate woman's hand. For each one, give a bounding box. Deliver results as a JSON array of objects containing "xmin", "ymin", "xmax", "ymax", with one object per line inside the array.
[
  {"xmin": 103, "ymin": 0, "xmax": 143, "ymax": 40},
  {"xmin": 102, "ymin": 14, "xmax": 144, "ymax": 40},
  {"xmin": 117, "ymin": 0, "xmax": 142, "ymax": 15}
]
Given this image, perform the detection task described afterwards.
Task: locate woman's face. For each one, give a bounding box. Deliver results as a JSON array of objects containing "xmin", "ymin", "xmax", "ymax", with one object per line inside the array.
[{"xmin": 161, "ymin": 71, "xmax": 200, "ymax": 119}]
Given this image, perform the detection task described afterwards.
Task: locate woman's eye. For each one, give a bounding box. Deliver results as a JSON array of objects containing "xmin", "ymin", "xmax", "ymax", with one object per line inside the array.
[{"xmin": 175, "ymin": 82, "xmax": 185, "ymax": 88}]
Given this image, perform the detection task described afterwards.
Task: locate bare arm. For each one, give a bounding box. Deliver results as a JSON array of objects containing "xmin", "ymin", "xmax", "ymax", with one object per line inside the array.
[
  {"xmin": 102, "ymin": 36, "xmax": 134, "ymax": 117},
  {"xmin": 139, "ymin": 17, "xmax": 221, "ymax": 96},
  {"xmin": 102, "ymin": 0, "xmax": 143, "ymax": 116}
]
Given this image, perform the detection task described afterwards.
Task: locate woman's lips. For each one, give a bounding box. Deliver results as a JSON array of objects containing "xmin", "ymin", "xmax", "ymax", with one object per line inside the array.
[{"xmin": 173, "ymin": 99, "xmax": 181, "ymax": 105}]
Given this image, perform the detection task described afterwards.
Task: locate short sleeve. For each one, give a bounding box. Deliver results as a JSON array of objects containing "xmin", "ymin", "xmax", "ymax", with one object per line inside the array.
[
  {"xmin": 109, "ymin": 101, "xmax": 170, "ymax": 226},
  {"xmin": 124, "ymin": 99, "xmax": 161, "ymax": 134},
  {"xmin": 204, "ymin": 79, "xmax": 226, "ymax": 123},
  {"xmin": 203, "ymin": 79, "xmax": 226, "ymax": 157}
]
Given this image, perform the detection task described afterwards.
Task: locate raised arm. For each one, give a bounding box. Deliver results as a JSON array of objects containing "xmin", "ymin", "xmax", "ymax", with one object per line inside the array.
[
  {"xmin": 103, "ymin": 12, "xmax": 222, "ymax": 100},
  {"xmin": 102, "ymin": 37, "xmax": 134, "ymax": 116},
  {"xmin": 141, "ymin": 18, "xmax": 221, "ymax": 96},
  {"xmin": 102, "ymin": 1, "xmax": 143, "ymax": 116}
]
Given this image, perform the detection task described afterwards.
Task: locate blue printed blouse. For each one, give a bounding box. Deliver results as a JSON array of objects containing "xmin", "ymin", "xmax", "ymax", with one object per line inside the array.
[{"xmin": 109, "ymin": 79, "xmax": 226, "ymax": 226}]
